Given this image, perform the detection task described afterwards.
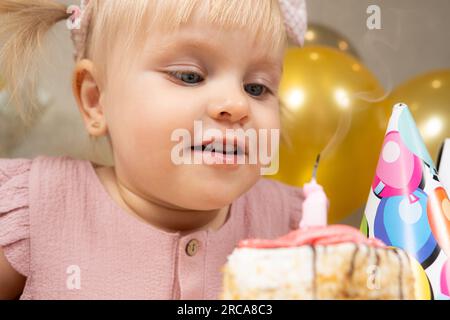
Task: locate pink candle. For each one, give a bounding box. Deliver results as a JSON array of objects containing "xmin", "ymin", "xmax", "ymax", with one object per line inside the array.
[{"xmin": 299, "ymin": 178, "xmax": 329, "ymax": 229}]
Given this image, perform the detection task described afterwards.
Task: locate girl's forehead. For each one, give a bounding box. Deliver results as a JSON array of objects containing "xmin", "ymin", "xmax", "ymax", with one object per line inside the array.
[
  {"xmin": 139, "ymin": 0, "xmax": 287, "ymax": 54},
  {"xmin": 146, "ymin": 21, "xmax": 285, "ymax": 61},
  {"xmin": 97, "ymin": 0, "xmax": 286, "ymax": 80}
]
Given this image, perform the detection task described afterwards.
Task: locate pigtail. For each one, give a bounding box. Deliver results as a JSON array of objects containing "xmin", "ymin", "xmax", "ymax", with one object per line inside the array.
[{"xmin": 0, "ymin": 0, "xmax": 70, "ymax": 121}]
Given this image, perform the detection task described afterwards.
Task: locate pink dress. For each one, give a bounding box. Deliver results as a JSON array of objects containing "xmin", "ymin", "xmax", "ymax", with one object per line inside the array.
[{"xmin": 0, "ymin": 156, "xmax": 304, "ymax": 300}]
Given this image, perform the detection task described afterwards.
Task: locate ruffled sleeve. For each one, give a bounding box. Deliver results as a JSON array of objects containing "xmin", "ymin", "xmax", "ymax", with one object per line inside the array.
[{"xmin": 0, "ymin": 159, "xmax": 31, "ymax": 277}]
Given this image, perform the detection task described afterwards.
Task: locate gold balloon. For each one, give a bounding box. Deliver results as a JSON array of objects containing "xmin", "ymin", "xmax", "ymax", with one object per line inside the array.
[
  {"xmin": 302, "ymin": 24, "xmax": 360, "ymax": 59},
  {"xmin": 379, "ymin": 70, "xmax": 450, "ymax": 162},
  {"xmin": 273, "ymin": 47, "xmax": 386, "ymax": 223}
]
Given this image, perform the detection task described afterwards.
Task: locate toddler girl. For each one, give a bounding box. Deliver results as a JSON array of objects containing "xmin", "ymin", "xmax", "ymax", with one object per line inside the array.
[{"xmin": 0, "ymin": 0, "xmax": 307, "ymax": 299}]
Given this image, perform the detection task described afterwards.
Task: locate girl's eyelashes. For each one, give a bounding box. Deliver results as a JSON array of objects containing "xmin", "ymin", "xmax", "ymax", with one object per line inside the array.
[
  {"xmin": 165, "ymin": 70, "xmax": 274, "ymax": 98},
  {"xmin": 167, "ymin": 70, "xmax": 205, "ymax": 85},
  {"xmin": 244, "ymin": 83, "xmax": 272, "ymax": 98}
]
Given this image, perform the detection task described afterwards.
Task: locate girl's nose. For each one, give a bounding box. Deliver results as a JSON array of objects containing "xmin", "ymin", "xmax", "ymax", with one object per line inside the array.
[{"xmin": 207, "ymin": 88, "xmax": 250, "ymax": 125}]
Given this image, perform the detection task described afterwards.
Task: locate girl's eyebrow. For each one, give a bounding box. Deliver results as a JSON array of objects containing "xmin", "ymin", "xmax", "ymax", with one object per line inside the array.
[{"xmin": 157, "ymin": 38, "xmax": 224, "ymax": 59}]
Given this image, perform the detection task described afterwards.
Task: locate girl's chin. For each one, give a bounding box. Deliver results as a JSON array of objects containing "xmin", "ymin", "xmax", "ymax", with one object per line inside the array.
[
  {"xmin": 170, "ymin": 170, "xmax": 260, "ymax": 208},
  {"xmin": 183, "ymin": 185, "xmax": 253, "ymax": 209}
]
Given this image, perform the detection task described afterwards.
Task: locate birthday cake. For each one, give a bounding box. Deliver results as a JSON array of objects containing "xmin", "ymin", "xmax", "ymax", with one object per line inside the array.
[
  {"xmin": 222, "ymin": 225, "xmax": 416, "ymax": 300},
  {"xmin": 221, "ymin": 179, "xmax": 417, "ymax": 300}
]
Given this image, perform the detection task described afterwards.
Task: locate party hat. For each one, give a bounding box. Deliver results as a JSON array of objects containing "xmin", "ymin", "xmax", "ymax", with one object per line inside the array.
[
  {"xmin": 362, "ymin": 103, "xmax": 450, "ymax": 300},
  {"xmin": 437, "ymin": 139, "xmax": 450, "ymax": 193}
]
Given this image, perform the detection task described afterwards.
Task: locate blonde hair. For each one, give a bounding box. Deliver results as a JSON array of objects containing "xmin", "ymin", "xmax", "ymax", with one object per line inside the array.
[{"xmin": 0, "ymin": 0, "xmax": 287, "ymax": 120}]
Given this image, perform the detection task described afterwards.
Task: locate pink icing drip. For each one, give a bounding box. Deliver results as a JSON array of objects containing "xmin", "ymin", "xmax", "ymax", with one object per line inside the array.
[{"xmin": 239, "ymin": 224, "xmax": 386, "ymax": 249}]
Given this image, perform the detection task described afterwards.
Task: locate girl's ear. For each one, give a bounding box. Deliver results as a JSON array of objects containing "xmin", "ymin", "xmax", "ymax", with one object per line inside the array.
[{"xmin": 72, "ymin": 59, "xmax": 107, "ymax": 137}]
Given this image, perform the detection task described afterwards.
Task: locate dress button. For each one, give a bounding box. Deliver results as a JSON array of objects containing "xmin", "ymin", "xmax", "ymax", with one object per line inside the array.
[{"xmin": 186, "ymin": 239, "xmax": 200, "ymax": 257}]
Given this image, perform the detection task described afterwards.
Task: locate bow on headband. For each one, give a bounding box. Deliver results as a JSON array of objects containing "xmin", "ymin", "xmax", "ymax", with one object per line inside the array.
[
  {"xmin": 70, "ymin": 0, "xmax": 307, "ymax": 61},
  {"xmin": 278, "ymin": 0, "xmax": 308, "ymax": 46}
]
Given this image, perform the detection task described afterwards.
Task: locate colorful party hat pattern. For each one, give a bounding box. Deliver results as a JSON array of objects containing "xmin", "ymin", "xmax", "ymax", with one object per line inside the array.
[{"xmin": 362, "ymin": 103, "xmax": 450, "ymax": 299}]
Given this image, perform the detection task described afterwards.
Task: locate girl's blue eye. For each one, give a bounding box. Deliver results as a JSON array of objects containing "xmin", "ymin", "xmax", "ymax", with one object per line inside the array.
[
  {"xmin": 168, "ymin": 72, "xmax": 270, "ymax": 96},
  {"xmin": 244, "ymin": 83, "xmax": 268, "ymax": 97},
  {"xmin": 170, "ymin": 71, "xmax": 204, "ymax": 84}
]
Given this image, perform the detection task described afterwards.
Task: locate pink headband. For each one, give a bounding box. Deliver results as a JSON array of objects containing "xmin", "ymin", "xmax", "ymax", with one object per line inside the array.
[{"xmin": 70, "ymin": 0, "xmax": 307, "ymax": 61}]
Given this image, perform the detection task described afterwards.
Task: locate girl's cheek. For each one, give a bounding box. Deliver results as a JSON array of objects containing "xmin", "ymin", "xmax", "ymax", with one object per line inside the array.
[{"xmin": 256, "ymin": 105, "xmax": 281, "ymax": 130}]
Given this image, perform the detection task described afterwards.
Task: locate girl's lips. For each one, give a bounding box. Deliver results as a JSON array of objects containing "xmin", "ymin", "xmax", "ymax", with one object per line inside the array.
[
  {"xmin": 190, "ymin": 148, "xmax": 247, "ymax": 166},
  {"xmin": 192, "ymin": 137, "xmax": 249, "ymax": 156}
]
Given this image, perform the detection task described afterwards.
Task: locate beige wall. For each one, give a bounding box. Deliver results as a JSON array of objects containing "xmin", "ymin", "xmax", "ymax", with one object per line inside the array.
[
  {"xmin": 1, "ymin": 10, "xmax": 111, "ymax": 164},
  {"xmin": 307, "ymin": 0, "xmax": 450, "ymax": 91}
]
